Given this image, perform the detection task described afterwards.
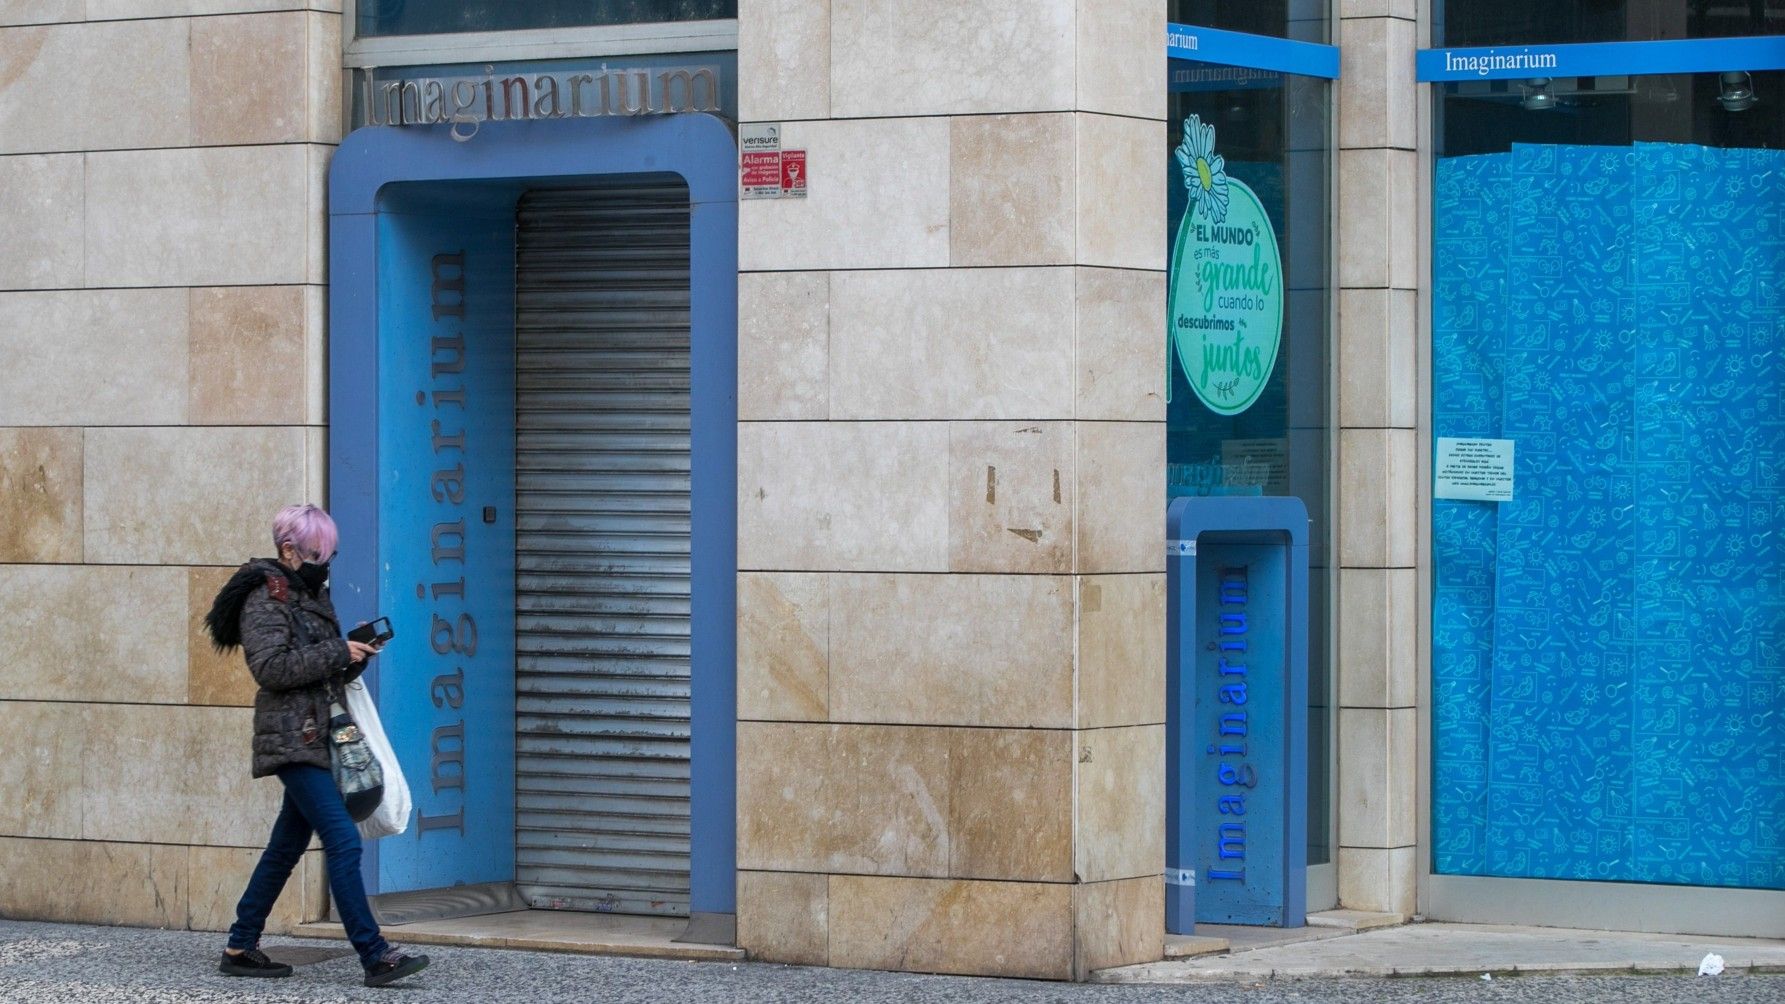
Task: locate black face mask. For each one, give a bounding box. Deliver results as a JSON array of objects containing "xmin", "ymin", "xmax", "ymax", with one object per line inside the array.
[{"xmin": 295, "ymin": 560, "xmax": 330, "ymax": 594}]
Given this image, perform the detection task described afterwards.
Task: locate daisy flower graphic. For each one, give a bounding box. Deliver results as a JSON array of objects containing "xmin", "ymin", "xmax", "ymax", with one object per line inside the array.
[{"xmin": 1175, "ymin": 114, "xmax": 1229, "ymax": 224}]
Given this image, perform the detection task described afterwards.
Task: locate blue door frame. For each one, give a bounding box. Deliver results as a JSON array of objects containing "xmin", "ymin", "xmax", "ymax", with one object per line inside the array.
[{"xmin": 327, "ymin": 114, "xmax": 739, "ymax": 915}]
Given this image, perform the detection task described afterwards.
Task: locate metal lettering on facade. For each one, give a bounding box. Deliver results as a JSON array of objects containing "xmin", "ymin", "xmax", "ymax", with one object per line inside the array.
[
  {"xmin": 418, "ymin": 250, "xmax": 472, "ymax": 836},
  {"xmin": 1208, "ymin": 566, "xmax": 1255, "ymax": 883},
  {"xmin": 364, "ymin": 66, "xmax": 722, "ymax": 141}
]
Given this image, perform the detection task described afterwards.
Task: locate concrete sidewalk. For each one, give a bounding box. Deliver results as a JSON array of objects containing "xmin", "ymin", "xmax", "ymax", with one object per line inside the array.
[{"xmin": 1098, "ymin": 920, "xmax": 1785, "ymax": 982}]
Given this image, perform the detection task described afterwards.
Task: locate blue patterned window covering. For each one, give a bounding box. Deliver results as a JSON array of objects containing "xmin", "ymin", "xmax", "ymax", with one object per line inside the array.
[{"xmin": 1432, "ymin": 142, "xmax": 1785, "ymax": 890}]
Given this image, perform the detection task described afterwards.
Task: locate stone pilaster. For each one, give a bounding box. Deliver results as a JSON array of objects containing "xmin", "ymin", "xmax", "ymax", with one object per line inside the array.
[
  {"xmin": 736, "ymin": 0, "xmax": 1167, "ymax": 979},
  {"xmin": 1334, "ymin": 0, "xmax": 1421, "ymax": 917}
]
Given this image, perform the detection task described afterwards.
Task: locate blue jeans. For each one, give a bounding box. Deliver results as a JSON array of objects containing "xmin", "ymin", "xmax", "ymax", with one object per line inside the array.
[{"xmin": 228, "ymin": 764, "xmax": 389, "ymax": 968}]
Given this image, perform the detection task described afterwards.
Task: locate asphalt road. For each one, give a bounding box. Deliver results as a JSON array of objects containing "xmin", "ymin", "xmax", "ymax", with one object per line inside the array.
[{"xmin": 1, "ymin": 920, "xmax": 1780, "ymax": 1004}]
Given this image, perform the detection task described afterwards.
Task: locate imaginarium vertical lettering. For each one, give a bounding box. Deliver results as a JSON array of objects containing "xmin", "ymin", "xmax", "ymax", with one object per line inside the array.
[
  {"xmin": 418, "ymin": 249, "xmax": 473, "ymax": 837},
  {"xmin": 1208, "ymin": 566, "xmax": 1256, "ymax": 882}
]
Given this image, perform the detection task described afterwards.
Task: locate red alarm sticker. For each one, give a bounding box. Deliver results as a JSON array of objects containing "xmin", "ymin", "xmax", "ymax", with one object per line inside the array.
[{"xmin": 780, "ymin": 150, "xmax": 806, "ymax": 198}]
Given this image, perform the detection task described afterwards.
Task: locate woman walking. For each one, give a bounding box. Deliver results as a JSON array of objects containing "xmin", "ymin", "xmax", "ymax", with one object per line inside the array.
[{"xmin": 204, "ymin": 504, "xmax": 429, "ymax": 988}]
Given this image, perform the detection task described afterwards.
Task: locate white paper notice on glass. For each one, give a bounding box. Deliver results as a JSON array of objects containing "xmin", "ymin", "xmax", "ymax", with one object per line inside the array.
[{"xmin": 1434, "ymin": 438, "xmax": 1515, "ymax": 502}]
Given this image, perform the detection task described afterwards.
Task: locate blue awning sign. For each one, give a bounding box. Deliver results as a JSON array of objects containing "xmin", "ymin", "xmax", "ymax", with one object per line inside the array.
[
  {"xmin": 1168, "ymin": 22, "xmax": 1341, "ymax": 80},
  {"xmin": 1418, "ymin": 35, "xmax": 1785, "ymax": 83}
]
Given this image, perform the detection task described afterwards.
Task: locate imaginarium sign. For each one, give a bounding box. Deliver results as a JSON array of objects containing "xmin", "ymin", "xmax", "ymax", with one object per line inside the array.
[
  {"xmin": 1169, "ymin": 115, "xmax": 1283, "ymax": 417},
  {"xmin": 363, "ymin": 65, "xmax": 721, "ymax": 141}
]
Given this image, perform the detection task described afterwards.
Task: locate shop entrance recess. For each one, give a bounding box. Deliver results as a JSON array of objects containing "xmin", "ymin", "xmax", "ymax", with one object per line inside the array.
[
  {"xmin": 1166, "ymin": 496, "xmax": 1310, "ymax": 933},
  {"xmin": 1164, "ymin": 15, "xmax": 1338, "ymax": 921},
  {"xmin": 326, "ymin": 115, "xmax": 738, "ymax": 929}
]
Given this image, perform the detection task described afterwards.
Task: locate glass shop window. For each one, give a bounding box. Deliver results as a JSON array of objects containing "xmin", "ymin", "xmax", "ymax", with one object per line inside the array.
[
  {"xmin": 1430, "ymin": 38, "xmax": 1785, "ymax": 888},
  {"xmin": 357, "ymin": 0, "xmax": 736, "ymax": 38},
  {"xmin": 1166, "ymin": 48, "xmax": 1334, "ymax": 865},
  {"xmin": 1174, "ymin": 0, "xmax": 1331, "ymax": 44},
  {"xmin": 1439, "ymin": 0, "xmax": 1784, "ymax": 46}
]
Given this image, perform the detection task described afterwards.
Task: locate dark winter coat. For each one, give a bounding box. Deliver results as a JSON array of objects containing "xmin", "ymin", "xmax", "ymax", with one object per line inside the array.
[{"xmin": 204, "ymin": 559, "xmax": 360, "ymax": 778}]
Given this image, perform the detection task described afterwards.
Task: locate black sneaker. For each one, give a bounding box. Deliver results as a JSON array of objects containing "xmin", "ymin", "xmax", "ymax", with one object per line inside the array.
[
  {"xmin": 364, "ymin": 947, "xmax": 430, "ymax": 987},
  {"xmin": 218, "ymin": 947, "xmax": 293, "ymax": 978}
]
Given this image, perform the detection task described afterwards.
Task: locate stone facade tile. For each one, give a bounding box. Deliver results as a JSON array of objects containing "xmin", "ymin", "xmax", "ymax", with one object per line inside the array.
[
  {"xmin": 828, "ymin": 874, "xmax": 1073, "ymax": 979},
  {"xmin": 0, "ymin": 427, "xmax": 82, "ymax": 562}
]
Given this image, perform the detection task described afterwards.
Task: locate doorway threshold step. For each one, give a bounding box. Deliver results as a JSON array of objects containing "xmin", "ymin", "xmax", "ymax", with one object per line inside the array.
[{"xmin": 291, "ymin": 910, "xmax": 743, "ymax": 962}]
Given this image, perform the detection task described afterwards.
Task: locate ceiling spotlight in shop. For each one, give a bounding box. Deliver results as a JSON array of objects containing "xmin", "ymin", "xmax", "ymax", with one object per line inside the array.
[
  {"xmin": 1717, "ymin": 70, "xmax": 1757, "ymax": 112},
  {"xmin": 1520, "ymin": 77, "xmax": 1556, "ymax": 111}
]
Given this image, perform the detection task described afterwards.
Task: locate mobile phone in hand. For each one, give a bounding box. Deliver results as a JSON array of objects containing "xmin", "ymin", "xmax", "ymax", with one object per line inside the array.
[{"xmin": 348, "ymin": 617, "xmax": 395, "ymax": 646}]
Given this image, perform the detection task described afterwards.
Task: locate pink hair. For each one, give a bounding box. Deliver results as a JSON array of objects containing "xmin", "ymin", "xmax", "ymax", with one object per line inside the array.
[{"xmin": 272, "ymin": 504, "xmax": 339, "ymax": 561}]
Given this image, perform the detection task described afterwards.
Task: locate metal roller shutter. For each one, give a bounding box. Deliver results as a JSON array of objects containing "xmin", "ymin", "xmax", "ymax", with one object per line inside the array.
[{"xmin": 513, "ymin": 184, "xmax": 692, "ymax": 917}]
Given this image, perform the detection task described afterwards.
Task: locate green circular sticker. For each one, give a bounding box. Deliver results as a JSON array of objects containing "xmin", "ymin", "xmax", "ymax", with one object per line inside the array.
[{"xmin": 1170, "ymin": 116, "xmax": 1283, "ymax": 417}]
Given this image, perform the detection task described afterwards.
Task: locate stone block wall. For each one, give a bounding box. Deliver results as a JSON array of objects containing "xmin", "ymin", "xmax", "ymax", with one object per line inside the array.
[
  {"xmin": 734, "ymin": 0, "xmax": 1168, "ymax": 979},
  {"xmin": 0, "ymin": 1, "xmax": 339, "ymax": 932}
]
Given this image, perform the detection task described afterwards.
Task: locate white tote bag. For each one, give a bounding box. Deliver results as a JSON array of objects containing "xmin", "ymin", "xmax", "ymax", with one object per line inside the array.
[{"xmin": 343, "ymin": 678, "xmax": 412, "ymax": 840}]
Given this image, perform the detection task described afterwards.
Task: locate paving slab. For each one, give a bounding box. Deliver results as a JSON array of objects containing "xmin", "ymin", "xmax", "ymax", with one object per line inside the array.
[{"xmin": 1097, "ymin": 922, "xmax": 1785, "ymax": 982}]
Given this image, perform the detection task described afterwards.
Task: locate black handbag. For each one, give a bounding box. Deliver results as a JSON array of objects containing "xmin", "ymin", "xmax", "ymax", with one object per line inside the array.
[
  {"xmin": 289, "ymin": 600, "xmax": 385, "ymax": 821},
  {"xmin": 326, "ymin": 689, "xmax": 385, "ymax": 823}
]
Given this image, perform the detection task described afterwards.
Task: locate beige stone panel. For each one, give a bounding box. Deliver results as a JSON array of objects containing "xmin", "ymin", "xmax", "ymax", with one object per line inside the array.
[
  {"xmin": 1073, "ymin": 725, "xmax": 1164, "ymax": 884},
  {"xmin": 86, "ymin": 0, "xmax": 342, "ymax": 16},
  {"xmin": 84, "ymin": 426, "xmax": 308, "ymax": 565},
  {"xmin": 947, "ymin": 422, "xmax": 1073, "ymax": 574},
  {"xmin": 0, "ymin": 289, "xmax": 188, "ymax": 426},
  {"xmin": 0, "ymin": 2, "xmax": 85, "ymax": 26},
  {"xmin": 303, "ymin": 284, "xmax": 326, "ymax": 424},
  {"xmin": 304, "ymin": 424, "xmax": 327, "ymax": 503},
  {"xmin": 0, "ymin": 564, "xmax": 187, "ymax": 703},
  {"xmin": 828, "ymin": 874, "xmax": 1073, "ymax": 979},
  {"xmin": 736, "ymin": 870, "xmax": 828, "ymax": 966},
  {"xmin": 948, "ymin": 728, "xmax": 1072, "ymax": 882},
  {"xmin": 830, "ymin": 0, "xmax": 1073, "ymax": 118},
  {"xmin": 1076, "ymin": 0, "xmax": 1164, "ymax": 118},
  {"xmin": 189, "ymin": 286, "xmax": 308, "ymax": 426},
  {"xmin": 948, "ymin": 114, "xmax": 1074, "ymax": 267},
  {"xmin": 739, "ymin": 272, "xmax": 828, "ymax": 421},
  {"xmin": 0, "ymin": 702, "xmax": 85, "ymax": 838},
  {"xmin": 83, "ymin": 703, "xmax": 280, "ymax": 846},
  {"xmin": 737, "ymin": 722, "xmax": 951, "ymax": 876},
  {"xmin": 0, "ymin": 427, "xmax": 81, "ymax": 562},
  {"xmin": 1339, "ymin": 16, "xmax": 1416, "ymax": 151},
  {"xmin": 1077, "ymin": 114, "xmax": 1165, "ymax": 272},
  {"xmin": 1337, "ymin": 427, "xmax": 1416, "ymax": 568},
  {"xmin": 0, "ymin": 19, "xmax": 189, "ymax": 154},
  {"xmin": 1338, "ymin": 567, "xmax": 1417, "ymax": 709},
  {"xmin": 0, "ymin": 836, "xmax": 187, "ymax": 927},
  {"xmin": 187, "ymin": 845, "xmax": 322, "ymax": 933},
  {"xmin": 1075, "ymin": 421, "xmax": 1165, "ymax": 575},
  {"xmin": 190, "ymin": 564, "xmax": 258, "ymax": 706},
  {"xmin": 1337, "ymin": 147, "xmax": 1418, "ymax": 290},
  {"xmin": 1077, "ymin": 574, "xmax": 1165, "ymax": 730},
  {"xmin": 1077, "ymin": 268, "xmax": 1166, "ymax": 422},
  {"xmin": 738, "ymin": 421, "xmax": 949, "ymax": 572},
  {"xmin": 1338, "ymin": 844, "xmax": 1415, "ymax": 916},
  {"xmin": 305, "ymin": 10, "xmax": 341, "ymax": 144},
  {"xmin": 829, "ymin": 573, "xmax": 1073, "ymax": 729},
  {"xmin": 85, "ymin": 145, "xmax": 311, "ymax": 287},
  {"xmin": 306, "ymin": 143, "xmax": 330, "ymax": 285},
  {"xmin": 0, "ymin": 154, "xmax": 82, "ymax": 289},
  {"xmin": 830, "ymin": 268, "xmax": 1075, "ymax": 421},
  {"xmin": 191, "ymin": 12, "xmax": 307, "ymax": 145},
  {"xmin": 737, "ymin": 572, "xmax": 828, "ymax": 721},
  {"xmin": 1339, "ymin": 0, "xmax": 1415, "ymax": 19},
  {"xmin": 1072, "ymin": 875, "xmax": 1163, "ymax": 978},
  {"xmin": 1337, "ymin": 287, "xmax": 1417, "ymax": 429},
  {"xmin": 1337, "ymin": 706, "xmax": 1416, "ymax": 849},
  {"xmin": 738, "ymin": 0, "xmax": 827, "ymax": 121},
  {"xmin": 738, "ymin": 118, "xmax": 949, "ymax": 272}
]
